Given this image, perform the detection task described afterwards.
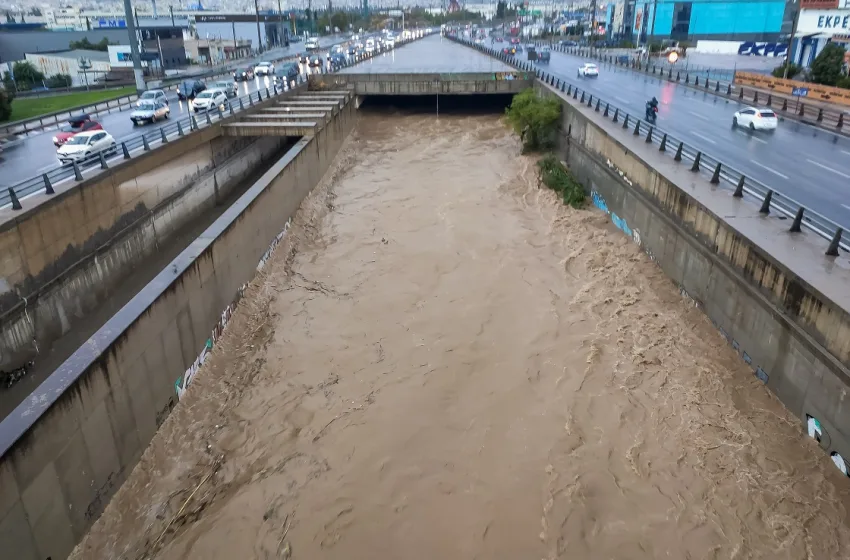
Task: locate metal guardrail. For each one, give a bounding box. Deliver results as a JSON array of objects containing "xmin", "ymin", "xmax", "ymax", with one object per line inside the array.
[
  {"xmin": 1, "ymin": 35, "xmax": 429, "ymax": 212},
  {"xmin": 550, "ymin": 45, "xmax": 849, "ymax": 134},
  {"xmin": 452, "ymin": 36, "xmax": 848, "ymax": 258}
]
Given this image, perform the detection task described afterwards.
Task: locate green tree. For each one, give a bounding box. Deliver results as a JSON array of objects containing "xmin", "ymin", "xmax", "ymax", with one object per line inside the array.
[
  {"xmin": 810, "ymin": 42, "xmax": 846, "ymax": 86},
  {"xmin": 45, "ymin": 74, "xmax": 72, "ymax": 88},
  {"xmin": 496, "ymin": 0, "xmax": 507, "ymax": 19},
  {"xmin": 772, "ymin": 62, "xmax": 802, "ymax": 79},
  {"xmin": 69, "ymin": 37, "xmax": 113, "ymax": 51},
  {"xmin": 505, "ymin": 88, "xmax": 562, "ymax": 152},
  {"xmin": 330, "ymin": 11, "xmax": 348, "ymax": 30},
  {"xmin": 10, "ymin": 61, "xmax": 44, "ymax": 90},
  {"xmin": 0, "ymin": 88, "xmax": 12, "ymax": 122}
]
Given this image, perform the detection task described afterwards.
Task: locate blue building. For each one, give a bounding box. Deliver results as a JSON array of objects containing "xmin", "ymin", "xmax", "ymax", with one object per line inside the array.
[{"xmin": 621, "ymin": 0, "xmax": 792, "ymax": 43}]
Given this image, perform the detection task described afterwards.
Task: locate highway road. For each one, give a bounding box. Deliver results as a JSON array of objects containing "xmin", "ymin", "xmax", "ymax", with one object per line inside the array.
[
  {"xmin": 0, "ymin": 34, "xmax": 348, "ymax": 189},
  {"xmin": 529, "ymin": 47, "xmax": 850, "ymax": 227}
]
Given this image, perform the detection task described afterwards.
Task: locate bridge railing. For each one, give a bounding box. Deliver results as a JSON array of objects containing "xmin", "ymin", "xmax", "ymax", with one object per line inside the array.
[
  {"xmin": 449, "ymin": 36, "xmax": 848, "ymax": 257},
  {"xmin": 0, "ymin": 36, "xmax": 432, "ymax": 212}
]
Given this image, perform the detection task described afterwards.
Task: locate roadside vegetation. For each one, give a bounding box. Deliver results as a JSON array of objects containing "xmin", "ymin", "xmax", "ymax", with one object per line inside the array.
[
  {"xmin": 537, "ymin": 154, "xmax": 586, "ymax": 208},
  {"xmin": 3, "ymin": 86, "xmax": 135, "ymax": 122},
  {"xmin": 504, "ymin": 87, "xmax": 562, "ymax": 152}
]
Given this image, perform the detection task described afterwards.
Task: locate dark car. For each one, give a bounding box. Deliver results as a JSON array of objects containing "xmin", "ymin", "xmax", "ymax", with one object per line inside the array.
[
  {"xmin": 233, "ymin": 67, "xmax": 254, "ymax": 81},
  {"xmin": 177, "ymin": 80, "xmax": 206, "ymax": 101},
  {"xmin": 347, "ymin": 45, "xmax": 357, "ymax": 55},
  {"xmin": 52, "ymin": 114, "xmax": 103, "ymax": 147},
  {"xmin": 308, "ymin": 53, "xmax": 324, "ymax": 67},
  {"xmin": 329, "ymin": 53, "xmax": 346, "ymax": 68},
  {"xmin": 273, "ymin": 62, "xmax": 300, "ymax": 87},
  {"xmin": 299, "ymin": 52, "xmax": 309, "ymax": 64},
  {"xmin": 502, "ymin": 46, "xmax": 516, "ymax": 55}
]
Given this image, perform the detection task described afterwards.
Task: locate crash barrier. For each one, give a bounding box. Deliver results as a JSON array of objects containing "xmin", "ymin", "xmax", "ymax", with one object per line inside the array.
[
  {"xmin": 551, "ymin": 45, "xmax": 849, "ymax": 134},
  {"xmin": 0, "ymin": 34, "xmax": 429, "ymax": 212},
  {"xmin": 734, "ymin": 71, "xmax": 850, "ymax": 108},
  {"xmin": 449, "ymin": 35, "xmax": 848, "ymax": 258}
]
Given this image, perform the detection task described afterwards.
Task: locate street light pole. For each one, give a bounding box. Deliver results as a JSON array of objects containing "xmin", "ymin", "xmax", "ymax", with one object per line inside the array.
[
  {"xmin": 255, "ymin": 0, "xmax": 263, "ymax": 53},
  {"xmin": 122, "ymin": 0, "xmax": 146, "ymax": 92},
  {"xmin": 783, "ymin": 1, "xmax": 800, "ymax": 79}
]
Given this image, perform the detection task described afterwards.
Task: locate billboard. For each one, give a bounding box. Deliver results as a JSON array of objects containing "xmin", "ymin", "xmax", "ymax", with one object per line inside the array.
[{"xmin": 797, "ymin": 9, "xmax": 850, "ymax": 33}]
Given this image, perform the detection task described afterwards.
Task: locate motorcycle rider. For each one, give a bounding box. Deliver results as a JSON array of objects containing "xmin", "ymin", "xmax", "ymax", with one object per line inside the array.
[{"xmin": 645, "ymin": 97, "xmax": 659, "ymax": 120}]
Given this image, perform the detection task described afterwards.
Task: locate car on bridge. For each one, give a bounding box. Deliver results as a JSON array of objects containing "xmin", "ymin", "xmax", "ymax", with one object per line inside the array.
[
  {"xmin": 191, "ymin": 89, "xmax": 229, "ymax": 113},
  {"xmin": 233, "ymin": 66, "xmax": 255, "ymax": 81},
  {"xmin": 308, "ymin": 52, "xmax": 324, "ymax": 67},
  {"xmin": 577, "ymin": 63, "xmax": 599, "ymax": 78},
  {"xmin": 254, "ymin": 61, "xmax": 274, "ymax": 76},
  {"xmin": 365, "ymin": 38, "xmax": 375, "ymax": 54},
  {"xmin": 733, "ymin": 107, "xmax": 778, "ymax": 131},
  {"xmin": 56, "ymin": 130, "xmax": 116, "ymax": 165},
  {"xmin": 502, "ymin": 46, "xmax": 517, "ymax": 55},
  {"xmin": 136, "ymin": 89, "xmax": 168, "ymax": 107},
  {"xmin": 130, "ymin": 100, "xmax": 170, "ymax": 125},
  {"xmin": 177, "ymin": 79, "xmax": 206, "ymax": 101},
  {"xmin": 212, "ymin": 80, "xmax": 238, "ymax": 97},
  {"xmin": 306, "ymin": 37, "xmax": 320, "ymax": 51},
  {"xmin": 273, "ymin": 63, "xmax": 300, "ymax": 87},
  {"xmin": 52, "ymin": 114, "xmax": 103, "ymax": 147}
]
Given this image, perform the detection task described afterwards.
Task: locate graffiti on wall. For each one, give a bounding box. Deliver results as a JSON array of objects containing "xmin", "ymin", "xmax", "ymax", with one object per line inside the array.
[
  {"xmin": 175, "ymin": 218, "xmax": 293, "ymax": 400},
  {"xmin": 737, "ymin": 42, "xmax": 788, "ymax": 57},
  {"xmin": 807, "ymin": 415, "xmax": 850, "ymax": 477}
]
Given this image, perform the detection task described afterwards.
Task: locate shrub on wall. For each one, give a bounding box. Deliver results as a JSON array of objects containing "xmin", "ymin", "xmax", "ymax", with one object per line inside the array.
[
  {"xmin": 505, "ymin": 88, "xmax": 562, "ymax": 152},
  {"xmin": 537, "ymin": 154, "xmax": 585, "ymax": 208}
]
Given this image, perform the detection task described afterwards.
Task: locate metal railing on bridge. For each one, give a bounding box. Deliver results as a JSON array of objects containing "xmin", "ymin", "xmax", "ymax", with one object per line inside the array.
[{"xmin": 450, "ymin": 36, "xmax": 848, "ymax": 258}]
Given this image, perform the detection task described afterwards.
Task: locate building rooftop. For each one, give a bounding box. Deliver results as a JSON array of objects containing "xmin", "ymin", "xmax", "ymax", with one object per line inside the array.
[{"xmin": 27, "ymin": 49, "xmax": 112, "ymax": 62}]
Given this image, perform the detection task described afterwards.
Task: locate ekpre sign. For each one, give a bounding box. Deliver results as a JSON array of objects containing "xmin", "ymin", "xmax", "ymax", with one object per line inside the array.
[{"xmin": 798, "ymin": 8, "xmax": 850, "ymax": 33}]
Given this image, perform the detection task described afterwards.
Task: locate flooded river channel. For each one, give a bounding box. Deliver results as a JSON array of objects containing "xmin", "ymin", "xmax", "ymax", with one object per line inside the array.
[{"xmin": 72, "ymin": 110, "xmax": 850, "ymax": 560}]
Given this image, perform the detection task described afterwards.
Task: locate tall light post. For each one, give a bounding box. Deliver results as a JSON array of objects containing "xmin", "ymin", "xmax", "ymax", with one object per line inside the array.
[
  {"xmin": 255, "ymin": 0, "xmax": 263, "ymax": 53},
  {"xmin": 122, "ymin": 0, "xmax": 146, "ymax": 92},
  {"xmin": 783, "ymin": 0, "xmax": 800, "ymax": 78}
]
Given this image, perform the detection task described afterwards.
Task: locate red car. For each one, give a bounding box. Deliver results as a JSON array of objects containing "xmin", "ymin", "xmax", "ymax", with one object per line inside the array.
[
  {"xmin": 53, "ymin": 114, "xmax": 103, "ymax": 147},
  {"xmin": 510, "ymin": 37, "xmax": 520, "ymax": 45}
]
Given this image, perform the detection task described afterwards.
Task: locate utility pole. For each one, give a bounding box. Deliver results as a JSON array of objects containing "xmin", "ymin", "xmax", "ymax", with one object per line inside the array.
[
  {"xmin": 169, "ymin": 4, "xmax": 174, "ymax": 26},
  {"xmin": 232, "ymin": 20, "xmax": 237, "ymax": 54},
  {"xmin": 122, "ymin": 0, "xmax": 146, "ymax": 92},
  {"xmin": 278, "ymin": 0, "xmax": 284, "ymax": 46},
  {"xmin": 783, "ymin": 1, "xmax": 800, "ymax": 78},
  {"xmin": 255, "ymin": 0, "xmax": 263, "ymax": 53}
]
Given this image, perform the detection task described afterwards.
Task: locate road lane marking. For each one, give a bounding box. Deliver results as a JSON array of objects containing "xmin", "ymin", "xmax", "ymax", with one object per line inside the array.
[
  {"xmin": 688, "ymin": 111, "xmax": 710, "ymax": 121},
  {"xmin": 842, "ymin": 150, "xmax": 850, "ymax": 157},
  {"xmin": 843, "ymin": 204, "xmax": 850, "ymax": 211},
  {"xmin": 689, "ymin": 131, "xmax": 717, "ymax": 144},
  {"xmin": 750, "ymin": 160, "xmax": 789, "ymax": 179},
  {"xmin": 807, "ymin": 158, "xmax": 850, "ymax": 178},
  {"xmin": 614, "ymin": 96, "xmax": 631, "ymax": 105}
]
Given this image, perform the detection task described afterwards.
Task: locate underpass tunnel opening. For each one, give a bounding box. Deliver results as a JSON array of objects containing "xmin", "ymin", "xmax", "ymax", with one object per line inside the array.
[{"xmin": 358, "ymin": 94, "xmax": 515, "ymax": 115}]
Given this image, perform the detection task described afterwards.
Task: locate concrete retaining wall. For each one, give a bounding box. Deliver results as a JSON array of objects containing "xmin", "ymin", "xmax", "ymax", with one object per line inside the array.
[
  {"xmin": 309, "ymin": 72, "xmax": 535, "ymax": 95},
  {"xmin": 542, "ymin": 83, "xmax": 850, "ymax": 474},
  {"xmin": 0, "ymin": 92, "xmax": 356, "ymax": 560}
]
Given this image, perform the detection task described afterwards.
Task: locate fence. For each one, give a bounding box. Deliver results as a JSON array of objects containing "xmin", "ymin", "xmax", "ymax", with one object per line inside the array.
[
  {"xmin": 452, "ymin": 36, "xmax": 848, "ymax": 258},
  {"xmin": 1, "ymin": 35, "xmax": 428, "ymax": 212}
]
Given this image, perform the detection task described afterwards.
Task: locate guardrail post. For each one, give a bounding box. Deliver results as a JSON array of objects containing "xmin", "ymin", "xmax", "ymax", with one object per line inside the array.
[
  {"xmin": 229, "ymin": 102, "xmax": 235, "ymax": 116},
  {"xmin": 567, "ymin": 84, "xmax": 572, "ymax": 95},
  {"xmin": 7, "ymin": 188, "xmax": 21, "ymax": 210},
  {"xmin": 659, "ymin": 133, "xmax": 667, "ymax": 152},
  {"xmin": 595, "ymin": 98, "xmax": 601, "ymax": 112},
  {"xmin": 798, "ymin": 102, "xmax": 805, "ymax": 116},
  {"xmin": 674, "ymin": 142, "xmax": 684, "ymax": 162},
  {"xmin": 734, "ymin": 176, "xmax": 745, "ymax": 197},
  {"xmin": 817, "ymin": 108, "xmax": 824, "ymax": 122},
  {"xmin": 99, "ymin": 151, "xmax": 108, "ymax": 169},
  {"xmin": 249, "ymin": 93, "xmax": 255, "ymax": 106},
  {"xmin": 72, "ymin": 160, "xmax": 84, "ymax": 181},
  {"xmin": 840, "ymin": 113, "xmax": 845, "ymax": 128},
  {"xmin": 177, "ymin": 121, "xmax": 185, "ymax": 136},
  {"xmin": 782, "ymin": 98, "xmax": 788, "ymax": 111},
  {"xmin": 691, "ymin": 151, "xmax": 702, "ymax": 172},
  {"xmin": 265, "ymin": 87, "xmax": 270, "ymax": 99},
  {"xmin": 573, "ymin": 88, "xmax": 578, "ymax": 100},
  {"xmin": 645, "ymin": 126, "xmax": 653, "ymax": 142},
  {"xmin": 739, "ymin": 88, "xmax": 744, "ymax": 100},
  {"xmin": 668, "ymin": 68, "xmax": 673, "ymax": 79},
  {"xmin": 613, "ymin": 108, "xmax": 619, "ymax": 123},
  {"xmin": 217, "ymin": 105, "xmax": 224, "ymax": 120},
  {"xmin": 633, "ymin": 120, "xmax": 641, "ymax": 136},
  {"xmin": 693, "ymin": 75, "xmax": 697, "ymax": 86},
  {"xmin": 710, "ymin": 162, "xmax": 721, "ymax": 184},
  {"xmin": 580, "ymin": 91, "xmax": 585, "ymax": 103},
  {"xmin": 826, "ymin": 229, "xmax": 843, "ymax": 256},
  {"xmin": 766, "ymin": 94, "xmax": 772, "ymax": 106},
  {"xmin": 160, "ymin": 128, "xmax": 169, "ymax": 144},
  {"xmin": 727, "ymin": 84, "xmax": 732, "ymax": 96},
  {"xmin": 206, "ymin": 111, "xmax": 213, "ymax": 125},
  {"xmin": 790, "ymin": 207, "xmax": 804, "ymax": 232},
  {"xmin": 676, "ymin": 71, "xmax": 680, "ymax": 81},
  {"xmin": 239, "ymin": 97, "xmax": 245, "ymax": 110},
  {"xmin": 587, "ymin": 95, "xmax": 593, "ymax": 108},
  {"xmin": 759, "ymin": 190, "xmax": 773, "ymax": 214},
  {"xmin": 43, "ymin": 174, "xmax": 54, "ymax": 194},
  {"xmin": 623, "ymin": 114, "xmax": 629, "ymax": 129},
  {"xmin": 753, "ymin": 91, "xmax": 758, "ymax": 104},
  {"xmin": 122, "ymin": 142, "xmax": 130, "ymax": 159},
  {"xmin": 561, "ymin": 82, "xmax": 566, "ymax": 93},
  {"xmin": 143, "ymin": 135, "xmax": 151, "ymax": 151},
  {"xmin": 715, "ymin": 81, "xmax": 720, "ymax": 93},
  {"xmin": 603, "ymin": 103, "xmax": 609, "ymax": 117}
]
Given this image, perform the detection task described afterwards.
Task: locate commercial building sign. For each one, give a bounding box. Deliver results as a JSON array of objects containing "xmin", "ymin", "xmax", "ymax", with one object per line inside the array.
[{"xmin": 798, "ymin": 9, "xmax": 850, "ymax": 34}]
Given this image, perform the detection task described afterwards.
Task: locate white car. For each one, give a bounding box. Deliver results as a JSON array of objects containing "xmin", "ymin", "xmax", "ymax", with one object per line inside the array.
[
  {"xmin": 212, "ymin": 80, "xmax": 237, "ymax": 97},
  {"xmin": 57, "ymin": 130, "xmax": 116, "ymax": 164},
  {"xmin": 130, "ymin": 100, "xmax": 170, "ymax": 125},
  {"xmin": 365, "ymin": 39, "xmax": 375, "ymax": 53},
  {"xmin": 733, "ymin": 107, "xmax": 778, "ymax": 131},
  {"xmin": 577, "ymin": 63, "xmax": 599, "ymax": 77},
  {"xmin": 192, "ymin": 89, "xmax": 229, "ymax": 112},
  {"xmin": 384, "ymin": 36, "xmax": 395, "ymax": 48},
  {"xmin": 254, "ymin": 61, "xmax": 274, "ymax": 76},
  {"xmin": 136, "ymin": 89, "xmax": 168, "ymax": 107},
  {"xmin": 306, "ymin": 38, "xmax": 320, "ymax": 50}
]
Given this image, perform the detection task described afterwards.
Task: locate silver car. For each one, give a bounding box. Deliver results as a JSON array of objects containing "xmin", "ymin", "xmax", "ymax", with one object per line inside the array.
[
  {"xmin": 212, "ymin": 80, "xmax": 237, "ymax": 97},
  {"xmin": 136, "ymin": 89, "xmax": 168, "ymax": 107},
  {"xmin": 131, "ymin": 100, "xmax": 170, "ymax": 125}
]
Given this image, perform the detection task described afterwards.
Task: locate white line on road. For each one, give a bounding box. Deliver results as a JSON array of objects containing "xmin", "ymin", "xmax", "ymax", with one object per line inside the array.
[
  {"xmin": 689, "ymin": 131, "xmax": 717, "ymax": 144},
  {"xmin": 842, "ymin": 150, "xmax": 850, "ymax": 157},
  {"xmin": 807, "ymin": 158, "xmax": 850, "ymax": 179},
  {"xmin": 843, "ymin": 204, "xmax": 850, "ymax": 211},
  {"xmin": 688, "ymin": 111, "xmax": 710, "ymax": 121},
  {"xmin": 750, "ymin": 160, "xmax": 789, "ymax": 179}
]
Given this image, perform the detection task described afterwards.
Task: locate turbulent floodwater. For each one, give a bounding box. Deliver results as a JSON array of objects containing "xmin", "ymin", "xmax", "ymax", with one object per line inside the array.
[{"xmin": 72, "ymin": 111, "xmax": 850, "ymax": 560}]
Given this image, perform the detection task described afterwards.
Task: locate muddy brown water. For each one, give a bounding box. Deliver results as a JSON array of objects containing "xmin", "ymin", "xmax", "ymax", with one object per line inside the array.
[{"xmin": 72, "ymin": 111, "xmax": 850, "ymax": 560}]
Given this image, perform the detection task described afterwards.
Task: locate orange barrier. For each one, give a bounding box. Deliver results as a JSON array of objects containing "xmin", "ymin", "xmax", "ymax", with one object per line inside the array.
[{"xmin": 734, "ymin": 71, "xmax": 850, "ymax": 107}]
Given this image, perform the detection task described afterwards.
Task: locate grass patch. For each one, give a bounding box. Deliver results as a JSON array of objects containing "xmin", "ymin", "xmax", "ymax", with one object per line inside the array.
[
  {"xmin": 537, "ymin": 154, "xmax": 586, "ymax": 208},
  {"xmin": 6, "ymin": 86, "xmax": 136, "ymax": 122}
]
